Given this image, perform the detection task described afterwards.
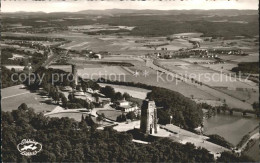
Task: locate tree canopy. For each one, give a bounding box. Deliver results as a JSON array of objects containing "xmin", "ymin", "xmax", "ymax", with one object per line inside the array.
[
  {"xmin": 2, "ymin": 104, "xmax": 253, "ymax": 162},
  {"xmin": 147, "ymin": 87, "xmax": 203, "ymax": 130}
]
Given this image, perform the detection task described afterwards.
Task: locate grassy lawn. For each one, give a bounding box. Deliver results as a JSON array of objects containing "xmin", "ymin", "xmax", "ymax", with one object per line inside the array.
[
  {"xmin": 2, "ymin": 85, "xmax": 57, "ymax": 113},
  {"xmin": 97, "ymin": 110, "xmax": 122, "ymax": 121}
]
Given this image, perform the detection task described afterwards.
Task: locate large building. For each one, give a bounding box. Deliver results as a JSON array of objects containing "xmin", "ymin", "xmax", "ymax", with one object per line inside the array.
[{"xmin": 140, "ymin": 99, "xmax": 158, "ymax": 134}]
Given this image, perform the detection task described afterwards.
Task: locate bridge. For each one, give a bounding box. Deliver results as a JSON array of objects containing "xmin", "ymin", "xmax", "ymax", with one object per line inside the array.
[{"xmin": 205, "ymin": 107, "xmax": 257, "ymax": 118}]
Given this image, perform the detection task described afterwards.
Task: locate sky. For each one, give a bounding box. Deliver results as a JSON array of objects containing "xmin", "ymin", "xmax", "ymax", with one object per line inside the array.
[{"xmin": 1, "ymin": 0, "xmax": 258, "ymax": 13}]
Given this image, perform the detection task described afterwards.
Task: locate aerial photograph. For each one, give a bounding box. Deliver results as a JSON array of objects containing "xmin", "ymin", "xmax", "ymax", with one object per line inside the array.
[{"xmin": 1, "ymin": 0, "xmax": 259, "ymax": 162}]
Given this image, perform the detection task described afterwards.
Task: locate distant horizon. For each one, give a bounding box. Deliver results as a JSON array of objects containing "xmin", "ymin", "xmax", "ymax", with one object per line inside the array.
[
  {"xmin": 3, "ymin": 8, "xmax": 259, "ymax": 14},
  {"xmin": 2, "ymin": 0, "xmax": 258, "ymax": 13}
]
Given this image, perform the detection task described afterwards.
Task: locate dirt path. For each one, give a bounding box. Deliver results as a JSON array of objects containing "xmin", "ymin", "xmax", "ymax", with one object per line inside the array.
[{"xmin": 2, "ymin": 91, "xmax": 30, "ymax": 100}]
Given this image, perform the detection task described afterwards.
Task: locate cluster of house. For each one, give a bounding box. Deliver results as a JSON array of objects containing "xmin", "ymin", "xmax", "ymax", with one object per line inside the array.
[
  {"xmin": 4, "ymin": 25, "xmax": 65, "ymax": 33},
  {"xmin": 188, "ymin": 49, "xmax": 218, "ymax": 58},
  {"xmin": 155, "ymin": 52, "xmax": 172, "ymax": 59},
  {"xmin": 61, "ymin": 85, "xmax": 110, "ymax": 106},
  {"xmin": 189, "ymin": 40, "xmax": 201, "ymax": 48},
  {"xmin": 208, "ymin": 48, "xmax": 245, "ymax": 55},
  {"xmin": 155, "ymin": 47, "xmax": 245, "ymax": 59},
  {"xmin": 61, "ymin": 83, "xmax": 140, "ymax": 114}
]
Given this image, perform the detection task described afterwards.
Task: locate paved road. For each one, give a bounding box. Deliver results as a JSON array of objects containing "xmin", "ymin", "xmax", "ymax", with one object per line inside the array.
[
  {"xmin": 238, "ymin": 132, "xmax": 260, "ymax": 153},
  {"xmin": 162, "ymin": 124, "xmax": 230, "ymax": 158}
]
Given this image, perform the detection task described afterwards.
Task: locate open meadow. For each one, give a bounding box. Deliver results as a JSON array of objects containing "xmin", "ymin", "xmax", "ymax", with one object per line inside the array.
[
  {"xmin": 97, "ymin": 110, "xmax": 122, "ymax": 121},
  {"xmin": 98, "ymin": 83, "xmax": 151, "ymax": 99},
  {"xmin": 219, "ymin": 53, "xmax": 259, "ymax": 63},
  {"xmin": 2, "ymin": 31, "xmax": 192, "ymax": 54},
  {"xmin": 2, "ymin": 85, "xmax": 57, "ymax": 112},
  {"xmin": 47, "ymin": 112, "xmax": 88, "ymax": 121},
  {"xmin": 158, "ymin": 59, "xmax": 257, "ymax": 89},
  {"xmin": 200, "ymin": 38, "xmax": 258, "ymax": 51},
  {"xmin": 219, "ymin": 88, "xmax": 259, "ymax": 105},
  {"xmin": 77, "ymin": 65, "xmax": 130, "ymax": 80}
]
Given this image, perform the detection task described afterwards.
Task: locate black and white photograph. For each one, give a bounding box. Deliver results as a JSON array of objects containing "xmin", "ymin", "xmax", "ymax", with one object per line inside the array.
[{"xmin": 1, "ymin": 0, "xmax": 259, "ymax": 162}]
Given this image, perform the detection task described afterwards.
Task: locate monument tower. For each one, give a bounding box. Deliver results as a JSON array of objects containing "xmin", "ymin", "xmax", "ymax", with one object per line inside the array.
[
  {"xmin": 140, "ymin": 99, "xmax": 158, "ymax": 134},
  {"xmin": 71, "ymin": 64, "xmax": 78, "ymax": 85}
]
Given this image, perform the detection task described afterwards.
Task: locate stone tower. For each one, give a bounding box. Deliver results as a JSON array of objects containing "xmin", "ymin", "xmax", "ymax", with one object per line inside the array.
[
  {"xmin": 140, "ymin": 99, "xmax": 158, "ymax": 134},
  {"xmin": 71, "ymin": 64, "xmax": 78, "ymax": 85}
]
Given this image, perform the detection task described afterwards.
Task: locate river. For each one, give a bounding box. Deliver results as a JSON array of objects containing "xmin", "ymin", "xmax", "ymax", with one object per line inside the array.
[{"xmin": 203, "ymin": 112, "xmax": 259, "ymax": 146}]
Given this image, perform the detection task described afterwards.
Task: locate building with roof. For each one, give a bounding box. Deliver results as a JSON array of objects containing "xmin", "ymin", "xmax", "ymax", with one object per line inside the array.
[{"xmin": 115, "ymin": 98, "xmax": 139, "ymax": 113}]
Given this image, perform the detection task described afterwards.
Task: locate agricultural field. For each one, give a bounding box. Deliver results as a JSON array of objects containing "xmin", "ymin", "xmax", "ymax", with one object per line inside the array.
[
  {"xmin": 2, "ymin": 31, "xmax": 192, "ymax": 54},
  {"xmin": 179, "ymin": 58, "xmax": 258, "ymax": 104},
  {"xmin": 124, "ymin": 74, "xmax": 218, "ymax": 100},
  {"xmin": 181, "ymin": 58, "xmax": 216, "ymax": 64},
  {"xmin": 158, "ymin": 39, "xmax": 193, "ymax": 50},
  {"xmin": 182, "ymin": 58, "xmax": 238, "ymax": 74},
  {"xmin": 219, "ymin": 88, "xmax": 259, "ymax": 105},
  {"xmin": 2, "ymin": 29, "xmax": 258, "ymax": 111},
  {"xmin": 158, "ymin": 59, "xmax": 257, "ymax": 89},
  {"xmin": 99, "ymin": 83, "xmax": 151, "ymax": 99},
  {"xmin": 90, "ymin": 59, "xmax": 218, "ymax": 101},
  {"xmin": 72, "ymin": 57, "xmax": 218, "ymax": 101},
  {"xmin": 171, "ymin": 32, "xmax": 203, "ymax": 38},
  {"xmin": 102, "ymin": 55, "xmax": 137, "ymax": 61},
  {"xmin": 95, "ymin": 58, "xmax": 218, "ymax": 101},
  {"xmin": 77, "ymin": 65, "xmax": 130, "ymax": 80},
  {"xmin": 201, "ymin": 63, "xmax": 238, "ymax": 74},
  {"xmin": 1, "ymin": 85, "xmax": 57, "ymax": 112},
  {"xmin": 200, "ymin": 38, "xmax": 258, "ymax": 52},
  {"xmin": 219, "ymin": 53, "xmax": 259, "ymax": 63},
  {"xmin": 68, "ymin": 24, "xmax": 135, "ymax": 32},
  {"xmin": 1, "ymin": 43, "xmax": 44, "ymax": 55}
]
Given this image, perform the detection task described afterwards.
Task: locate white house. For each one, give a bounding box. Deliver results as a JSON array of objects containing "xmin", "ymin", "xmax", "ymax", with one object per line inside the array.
[{"xmin": 115, "ymin": 98, "xmax": 139, "ymax": 113}]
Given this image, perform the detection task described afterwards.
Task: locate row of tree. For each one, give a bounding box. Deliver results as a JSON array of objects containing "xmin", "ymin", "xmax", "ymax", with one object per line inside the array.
[
  {"xmin": 100, "ymin": 85, "xmax": 131, "ymax": 102},
  {"xmin": 1, "ymin": 66, "xmax": 23, "ymax": 88}
]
